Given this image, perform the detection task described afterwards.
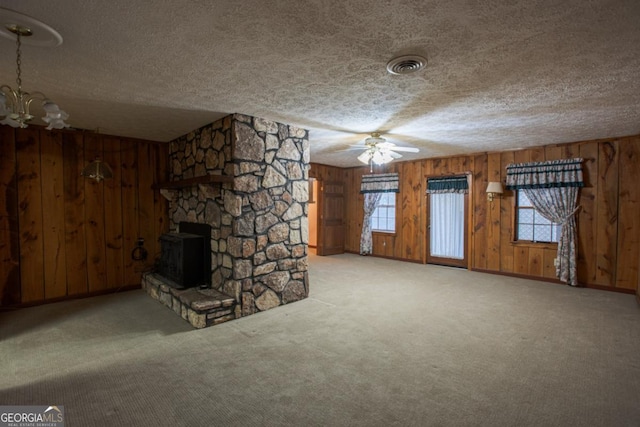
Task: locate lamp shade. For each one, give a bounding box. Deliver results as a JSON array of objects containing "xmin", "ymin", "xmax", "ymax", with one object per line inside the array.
[
  {"xmin": 486, "ymin": 181, "xmax": 504, "ymax": 194},
  {"xmin": 81, "ymin": 158, "xmax": 113, "ymax": 183}
]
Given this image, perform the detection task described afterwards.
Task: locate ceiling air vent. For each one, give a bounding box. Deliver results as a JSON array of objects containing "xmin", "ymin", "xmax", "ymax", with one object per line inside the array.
[{"xmin": 386, "ymin": 54, "xmax": 427, "ymax": 75}]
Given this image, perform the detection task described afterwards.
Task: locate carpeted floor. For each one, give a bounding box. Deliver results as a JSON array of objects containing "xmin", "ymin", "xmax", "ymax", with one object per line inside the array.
[{"xmin": 1, "ymin": 253, "xmax": 639, "ymax": 426}]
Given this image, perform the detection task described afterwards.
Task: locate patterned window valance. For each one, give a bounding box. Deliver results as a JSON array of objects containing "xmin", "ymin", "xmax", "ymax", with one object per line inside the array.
[
  {"xmin": 505, "ymin": 158, "xmax": 584, "ymax": 190},
  {"xmin": 360, "ymin": 173, "xmax": 399, "ymax": 193},
  {"xmin": 426, "ymin": 176, "xmax": 468, "ymax": 194}
]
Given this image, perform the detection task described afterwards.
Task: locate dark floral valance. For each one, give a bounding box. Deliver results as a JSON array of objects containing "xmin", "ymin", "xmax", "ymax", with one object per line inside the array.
[
  {"xmin": 506, "ymin": 158, "xmax": 584, "ymax": 190},
  {"xmin": 426, "ymin": 176, "xmax": 468, "ymax": 194},
  {"xmin": 360, "ymin": 173, "xmax": 399, "ymax": 194}
]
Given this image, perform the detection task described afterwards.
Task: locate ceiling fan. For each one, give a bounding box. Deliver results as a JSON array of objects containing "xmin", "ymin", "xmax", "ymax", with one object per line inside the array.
[{"xmin": 353, "ymin": 132, "xmax": 419, "ymax": 171}]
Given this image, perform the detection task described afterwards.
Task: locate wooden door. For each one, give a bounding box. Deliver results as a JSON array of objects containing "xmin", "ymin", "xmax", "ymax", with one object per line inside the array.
[
  {"xmin": 426, "ymin": 191, "xmax": 469, "ymax": 268},
  {"xmin": 317, "ymin": 181, "xmax": 345, "ymax": 256}
]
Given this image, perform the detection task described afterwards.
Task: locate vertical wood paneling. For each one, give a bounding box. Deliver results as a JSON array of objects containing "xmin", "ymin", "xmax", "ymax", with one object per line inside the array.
[
  {"xmin": 84, "ymin": 134, "xmax": 108, "ymax": 292},
  {"xmin": 513, "ymin": 149, "xmax": 532, "ymax": 164},
  {"xmin": 310, "ymin": 136, "xmax": 639, "ymax": 293},
  {"xmin": 486, "ymin": 153, "xmax": 502, "ymax": 271},
  {"xmin": 16, "ymin": 128, "xmax": 45, "ymax": 302},
  {"xmin": 4, "ymin": 130, "xmax": 637, "ymax": 307},
  {"xmin": 63, "ymin": 132, "xmax": 87, "ymax": 295},
  {"xmin": 542, "ymin": 249, "xmax": 557, "ymax": 279},
  {"xmin": 449, "ymin": 156, "xmax": 467, "ymax": 174},
  {"xmin": 40, "ymin": 131, "xmax": 67, "ymax": 299},
  {"xmin": 103, "ymin": 136, "xmax": 124, "ymax": 289},
  {"xmin": 528, "ymin": 247, "xmax": 544, "ymax": 277},
  {"xmin": 0, "ymin": 126, "xmax": 20, "ymax": 305},
  {"xmin": 121, "ymin": 142, "xmax": 140, "ymax": 285},
  {"xmin": 0, "ymin": 127, "xmax": 172, "ymax": 307},
  {"xmin": 615, "ymin": 137, "xmax": 640, "ymax": 289},
  {"xmin": 388, "ymin": 164, "xmax": 404, "ymax": 258},
  {"xmin": 530, "ymin": 146, "xmax": 545, "ymax": 162},
  {"xmin": 465, "ymin": 156, "xmax": 475, "ymax": 265},
  {"xmin": 137, "ymin": 143, "xmax": 157, "ymax": 269},
  {"xmin": 577, "ymin": 142, "xmax": 598, "ymax": 285},
  {"xmin": 400, "ymin": 161, "xmax": 423, "ymax": 261},
  {"xmin": 595, "ymin": 140, "xmax": 619, "ymax": 286},
  {"xmin": 343, "ymin": 167, "xmax": 363, "ymax": 253},
  {"xmin": 544, "ymin": 144, "xmax": 564, "ymax": 161},
  {"xmin": 472, "ymin": 154, "xmax": 488, "ymax": 270},
  {"xmin": 514, "ymin": 246, "xmax": 530, "ymax": 275}
]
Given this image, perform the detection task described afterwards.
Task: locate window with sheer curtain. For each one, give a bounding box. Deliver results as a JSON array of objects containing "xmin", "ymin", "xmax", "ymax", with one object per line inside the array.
[
  {"xmin": 426, "ymin": 176, "xmax": 468, "ymax": 260},
  {"xmin": 429, "ymin": 192, "xmax": 465, "ymax": 259}
]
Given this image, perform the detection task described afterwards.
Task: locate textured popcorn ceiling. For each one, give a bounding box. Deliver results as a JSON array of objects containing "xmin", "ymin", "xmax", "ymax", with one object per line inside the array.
[{"xmin": 1, "ymin": 0, "xmax": 639, "ymax": 167}]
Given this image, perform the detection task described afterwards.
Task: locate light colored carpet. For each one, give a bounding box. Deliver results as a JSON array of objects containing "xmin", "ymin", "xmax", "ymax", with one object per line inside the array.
[{"xmin": 1, "ymin": 253, "xmax": 639, "ymax": 426}]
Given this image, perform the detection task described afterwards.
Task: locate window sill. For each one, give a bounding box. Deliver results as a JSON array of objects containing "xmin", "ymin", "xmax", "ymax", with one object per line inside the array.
[
  {"xmin": 373, "ymin": 230, "xmax": 396, "ymax": 236},
  {"xmin": 511, "ymin": 241, "xmax": 558, "ymax": 250}
]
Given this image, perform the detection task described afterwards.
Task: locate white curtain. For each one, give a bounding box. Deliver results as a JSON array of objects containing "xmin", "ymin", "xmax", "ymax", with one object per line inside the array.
[{"xmin": 430, "ymin": 192, "xmax": 465, "ymax": 259}]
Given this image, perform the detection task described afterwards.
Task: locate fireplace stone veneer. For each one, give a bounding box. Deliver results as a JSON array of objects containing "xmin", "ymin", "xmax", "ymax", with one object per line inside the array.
[{"xmin": 146, "ymin": 113, "xmax": 310, "ymax": 327}]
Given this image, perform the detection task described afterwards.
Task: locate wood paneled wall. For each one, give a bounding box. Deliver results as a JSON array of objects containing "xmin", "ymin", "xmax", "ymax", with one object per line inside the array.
[
  {"xmin": 311, "ymin": 134, "xmax": 640, "ymax": 292},
  {"xmin": 0, "ymin": 126, "xmax": 168, "ymax": 307}
]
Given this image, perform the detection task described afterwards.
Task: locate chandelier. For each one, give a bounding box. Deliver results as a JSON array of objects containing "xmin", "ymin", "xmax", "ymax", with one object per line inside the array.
[{"xmin": 0, "ymin": 21, "xmax": 69, "ymax": 130}]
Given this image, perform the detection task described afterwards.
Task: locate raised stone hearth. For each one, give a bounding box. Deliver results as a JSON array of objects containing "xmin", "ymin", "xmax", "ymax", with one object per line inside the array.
[{"xmin": 143, "ymin": 273, "xmax": 237, "ymax": 328}]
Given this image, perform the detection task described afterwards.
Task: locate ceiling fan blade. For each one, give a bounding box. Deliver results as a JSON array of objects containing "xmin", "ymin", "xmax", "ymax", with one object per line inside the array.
[
  {"xmin": 388, "ymin": 151, "xmax": 403, "ymax": 159},
  {"xmin": 389, "ymin": 146, "xmax": 419, "ymax": 153},
  {"xmin": 347, "ymin": 144, "xmax": 369, "ymax": 150},
  {"xmin": 377, "ymin": 142, "xmax": 396, "ymax": 149}
]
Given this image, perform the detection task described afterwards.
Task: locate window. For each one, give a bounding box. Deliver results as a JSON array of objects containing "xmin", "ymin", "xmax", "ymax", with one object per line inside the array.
[
  {"xmin": 371, "ymin": 192, "xmax": 396, "ymax": 233},
  {"xmin": 515, "ymin": 190, "xmax": 560, "ymax": 243}
]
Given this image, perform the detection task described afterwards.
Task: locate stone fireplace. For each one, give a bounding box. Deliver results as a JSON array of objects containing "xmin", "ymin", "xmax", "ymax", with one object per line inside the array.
[{"xmin": 143, "ymin": 113, "xmax": 310, "ymax": 327}]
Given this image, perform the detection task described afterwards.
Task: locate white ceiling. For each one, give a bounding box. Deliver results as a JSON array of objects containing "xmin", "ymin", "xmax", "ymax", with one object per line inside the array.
[{"xmin": 1, "ymin": 0, "xmax": 639, "ymax": 167}]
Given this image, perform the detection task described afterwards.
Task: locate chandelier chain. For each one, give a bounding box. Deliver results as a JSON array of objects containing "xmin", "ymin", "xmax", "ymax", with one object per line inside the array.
[{"xmin": 15, "ymin": 32, "xmax": 23, "ymax": 91}]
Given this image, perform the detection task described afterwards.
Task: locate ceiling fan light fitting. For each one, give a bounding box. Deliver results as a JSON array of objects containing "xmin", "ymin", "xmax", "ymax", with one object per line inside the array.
[{"xmin": 357, "ymin": 151, "xmax": 371, "ymax": 165}]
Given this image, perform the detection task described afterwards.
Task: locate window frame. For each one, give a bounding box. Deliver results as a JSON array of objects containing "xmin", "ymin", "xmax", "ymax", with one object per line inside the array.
[
  {"xmin": 512, "ymin": 189, "xmax": 561, "ymax": 246},
  {"xmin": 371, "ymin": 192, "xmax": 397, "ymax": 234}
]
